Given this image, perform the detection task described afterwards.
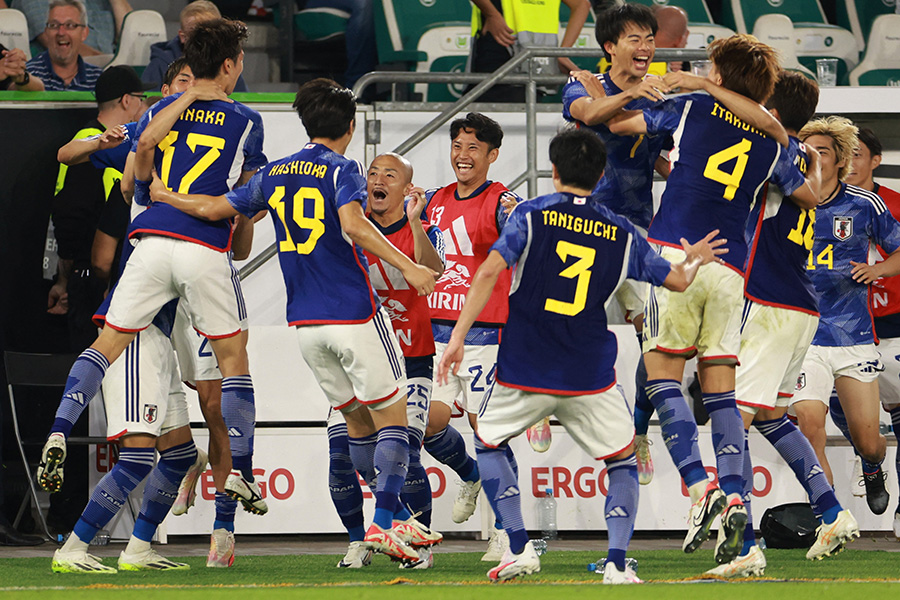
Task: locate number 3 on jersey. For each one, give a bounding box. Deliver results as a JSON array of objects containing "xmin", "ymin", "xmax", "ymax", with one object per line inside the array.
[
  {"xmin": 268, "ymin": 186, "xmax": 326, "ymax": 254},
  {"xmin": 544, "ymin": 240, "xmax": 595, "ymax": 316}
]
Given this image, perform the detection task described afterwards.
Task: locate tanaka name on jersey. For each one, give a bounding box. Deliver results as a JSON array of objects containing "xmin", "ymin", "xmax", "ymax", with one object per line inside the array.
[
  {"xmin": 268, "ymin": 160, "xmax": 328, "ymax": 178},
  {"xmin": 179, "ymin": 108, "xmax": 226, "ymax": 126},
  {"xmin": 709, "ymin": 102, "xmax": 767, "ymax": 137},
  {"xmin": 542, "ymin": 209, "xmax": 619, "ymax": 240}
]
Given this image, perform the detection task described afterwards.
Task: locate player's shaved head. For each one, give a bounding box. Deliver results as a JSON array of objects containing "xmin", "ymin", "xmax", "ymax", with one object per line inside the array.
[
  {"xmin": 373, "ymin": 152, "xmax": 413, "ymax": 185},
  {"xmin": 799, "ymin": 116, "xmax": 859, "ymax": 182},
  {"xmin": 367, "ymin": 153, "xmax": 414, "ymax": 217},
  {"xmin": 708, "ymin": 34, "xmax": 779, "ymax": 104},
  {"xmin": 550, "ymin": 128, "xmax": 607, "ymax": 191},
  {"xmin": 654, "ymin": 6, "xmax": 688, "ymax": 49}
]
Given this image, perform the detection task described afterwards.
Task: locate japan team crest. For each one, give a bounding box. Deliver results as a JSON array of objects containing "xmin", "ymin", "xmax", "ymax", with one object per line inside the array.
[
  {"xmin": 833, "ymin": 216, "xmax": 853, "ymax": 240},
  {"xmin": 143, "ymin": 404, "xmax": 158, "ymax": 424},
  {"xmin": 795, "ymin": 373, "xmax": 806, "ymax": 391}
]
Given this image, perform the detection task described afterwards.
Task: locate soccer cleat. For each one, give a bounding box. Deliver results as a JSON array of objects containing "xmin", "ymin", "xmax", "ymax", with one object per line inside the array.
[
  {"xmin": 207, "ymin": 528, "xmax": 235, "ymax": 568},
  {"xmin": 601, "ymin": 560, "xmax": 642, "ymax": 584},
  {"xmin": 172, "ymin": 448, "xmax": 208, "ymax": 516},
  {"xmin": 51, "ymin": 548, "xmax": 116, "ymax": 574},
  {"xmin": 224, "ymin": 470, "xmax": 268, "ymax": 515},
  {"xmin": 452, "ymin": 478, "xmax": 481, "ymax": 523},
  {"xmin": 715, "ymin": 498, "xmax": 748, "ymax": 564},
  {"xmin": 363, "ymin": 523, "xmax": 419, "ymax": 562},
  {"xmin": 861, "ymin": 467, "xmax": 890, "ymax": 515},
  {"xmin": 118, "ymin": 548, "xmax": 190, "ymax": 571},
  {"xmin": 851, "ymin": 456, "xmax": 866, "ymax": 497},
  {"xmin": 481, "ymin": 526, "xmax": 509, "ymax": 562},
  {"xmin": 400, "ymin": 546, "xmax": 433, "ymax": 569},
  {"xmin": 337, "ymin": 541, "xmax": 373, "ymax": 568},
  {"xmin": 487, "ymin": 540, "xmax": 540, "ymax": 582},
  {"xmin": 806, "ymin": 509, "xmax": 860, "ymax": 560},
  {"xmin": 894, "ymin": 506, "xmax": 900, "ymax": 540},
  {"xmin": 682, "ymin": 483, "xmax": 727, "ymax": 554},
  {"xmin": 634, "ymin": 434, "xmax": 654, "ymax": 485},
  {"xmin": 37, "ymin": 433, "xmax": 67, "ymax": 493},
  {"xmin": 392, "ymin": 516, "xmax": 443, "ymax": 547},
  {"xmin": 705, "ymin": 545, "xmax": 766, "ymax": 578},
  {"xmin": 526, "ymin": 417, "xmax": 552, "ymax": 453}
]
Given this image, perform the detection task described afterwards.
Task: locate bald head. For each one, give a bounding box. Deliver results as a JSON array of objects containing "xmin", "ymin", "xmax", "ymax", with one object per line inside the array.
[
  {"xmin": 367, "ymin": 153, "xmax": 414, "ymax": 218},
  {"xmin": 654, "ymin": 6, "xmax": 688, "ymax": 49}
]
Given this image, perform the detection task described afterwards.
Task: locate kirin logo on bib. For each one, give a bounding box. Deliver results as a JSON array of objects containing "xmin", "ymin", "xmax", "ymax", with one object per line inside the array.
[
  {"xmin": 143, "ymin": 404, "xmax": 158, "ymax": 424},
  {"xmin": 833, "ymin": 216, "xmax": 853, "ymax": 241}
]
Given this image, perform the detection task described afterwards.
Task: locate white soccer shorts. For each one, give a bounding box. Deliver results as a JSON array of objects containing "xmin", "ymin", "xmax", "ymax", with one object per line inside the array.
[
  {"xmin": 477, "ymin": 381, "xmax": 634, "ymax": 460},
  {"xmin": 877, "ymin": 336, "xmax": 900, "ymax": 408},
  {"xmin": 736, "ymin": 302, "xmax": 818, "ymax": 415},
  {"xmin": 102, "ymin": 325, "xmax": 189, "ymax": 439},
  {"xmin": 615, "ymin": 279, "xmax": 650, "ymax": 324},
  {"xmin": 171, "ymin": 299, "xmax": 222, "ymax": 384},
  {"xmin": 432, "ymin": 342, "xmax": 497, "ymax": 415},
  {"xmin": 325, "ymin": 373, "xmax": 429, "ymax": 440},
  {"xmin": 643, "ymin": 246, "xmax": 743, "ymax": 363},
  {"xmin": 296, "ymin": 307, "xmax": 406, "ymax": 412},
  {"xmin": 791, "ymin": 344, "xmax": 883, "ymax": 408},
  {"xmin": 105, "ymin": 236, "xmax": 243, "ymax": 339}
]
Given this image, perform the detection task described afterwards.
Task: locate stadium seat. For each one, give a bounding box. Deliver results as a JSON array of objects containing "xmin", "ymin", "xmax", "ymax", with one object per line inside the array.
[
  {"xmin": 623, "ymin": 0, "xmax": 735, "ymax": 48},
  {"xmin": 0, "ymin": 8, "xmax": 31, "ymax": 60},
  {"xmin": 413, "ymin": 25, "xmax": 471, "ymax": 102},
  {"xmin": 375, "ymin": 0, "xmax": 471, "ymax": 66},
  {"xmin": 750, "ymin": 14, "xmax": 815, "ymax": 81},
  {"xmin": 849, "ymin": 14, "xmax": 900, "ymax": 86},
  {"xmin": 836, "ymin": 0, "xmax": 896, "ymax": 54},
  {"xmin": 106, "ymin": 10, "xmax": 167, "ymax": 73},
  {"xmin": 294, "ymin": 6, "xmax": 349, "ymax": 42}
]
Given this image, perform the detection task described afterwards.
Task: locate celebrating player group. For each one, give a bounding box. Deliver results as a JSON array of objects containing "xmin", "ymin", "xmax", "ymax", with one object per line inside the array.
[{"xmin": 34, "ymin": 3, "xmax": 900, "ymax": 584}]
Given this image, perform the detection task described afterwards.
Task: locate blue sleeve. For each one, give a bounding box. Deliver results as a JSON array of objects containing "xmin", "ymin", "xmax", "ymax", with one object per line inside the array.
[
  {"xmin": 770, "ymin": 145, "xmax": 805, "ymax": 197},
  {"xmin": 642, "ymin": 97, "xmax": 685, "ymax": 137},
  {"xmin": 871, "ymin": 203, "xmax": 900, "ymax": 255},
  {"xmin": 134, "ymin": 178, "xmax": 151, "ymax": 206},
  {"xmin": 242, "ymin": 111, "xmax": 267, "ymax": 172},
  {"xmin": 495, "ymin": 190, "xmax": 523, "ymax": 232},
  {"xmin": 626, "ymin": 229, "xmax": 672, "ymax": 285},
  {"xmin": 335, "ymin": 159, "xmax": 368, "ymax": 210},
  {"xmin": 561, "ymin": 78, "xmax": 590, "ymax": 122},
  {"xmin": 490, "ymin": 204, "xmax": 532, "ymax": 267},
  {"xmin": 226, "ymin": 170, "xmax": 267, "ymax": 218},
  {"xmin": 131, "ymin": 109, "xmax": 152, "ymax": 153},
  {"xmin": 426, "ymin": 224, "xmax": 446, "ymax": 266}
]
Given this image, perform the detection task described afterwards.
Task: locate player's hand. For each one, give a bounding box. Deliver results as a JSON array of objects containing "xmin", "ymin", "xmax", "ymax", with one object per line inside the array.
[
  {"xmin": 402, "ymin": 262, "xmax": 438, "ymax": 296},
  {"xmin": 482, "ymin": 13, "xmax": 515, "ymax": 47},
  {"xmin": 437, "ymin": 336, "xmax": 465, "ymax": 386},
  {"xmin": 47, "ymin": 282, "xmax": 69, "ymax": 315},
  {"xmin": 500, "ymin": 191, "xmax": 518, "ymax": 215},
  {"xmin": 572, "ymin": 70, "xmax": 605, "ymax": 99},
  {"xmin": 662, "ymin": 71, "xmax": 706, "ymax": 93},
  {"xmin": 149, "ymin": 171, "xmax": 169, "ymax": 203},
  {"xmin": 189, "ymin": 81, "xmax": 233, "ymax": 103},
  {"xmin": 406, "ymin": 186, "xmax": 428, "ymax": 222},
  {"xmin": 681, "ymin": 229, "xmax": 728, "ymax": 266},
  {"xmin": 98, "ymin": 125, "xmax": 126, "ymax": 150},
  {"xmin": 850, "ymin": 261, "xmax": 882, "ymax": 285},
  {"xmin": 630, "ymin": 75, "xmax": 669, "ymax": 102}
]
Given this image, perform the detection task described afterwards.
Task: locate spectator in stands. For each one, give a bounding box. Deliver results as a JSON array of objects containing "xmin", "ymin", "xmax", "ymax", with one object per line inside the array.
[
  {"xmin": 0, "ymin": 43, "xmax": 45, "ymax": 90},
  {"xmin": 23, "ymin": 1, "xmax": 102, "ymax": 91},
  {"xmin": 15, "ymin": 0, "xmax": 132, "ymax": 57},
  {"xmin": 303, "ymin": 0, "xmax": 377, "ymax": 90},
  {"xmin": 653, "ymin": 5, "xmax": 689, "ymax": 72},
  {"xmin": 142, "ymin": 0, "xmax": 248, "ymax": 92}
]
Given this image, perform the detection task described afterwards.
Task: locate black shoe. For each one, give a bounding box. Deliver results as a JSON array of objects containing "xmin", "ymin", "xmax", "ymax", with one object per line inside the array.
[
  {"xmin": 0, "ymin": 522, "xmax": 46, "ymax": 546},
  {"xmin": 862, "ymin": 468, "xmax": 890, "ymax": 515}
]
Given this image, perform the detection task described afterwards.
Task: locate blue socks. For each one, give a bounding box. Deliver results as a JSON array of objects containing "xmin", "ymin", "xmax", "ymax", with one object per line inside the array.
[
  {"xmin": 741, "ymin": 433, "xmax": 755, "ymax": 555},
  {"xmin": 891, "ymin": 406, "xmax": 900, "ymax": 497},
  {"xmin": 646, "ymin": 379, "xmax": 707, "ymax": 488},
  {"xmin": 329, "ymin": 423, "xmax": 365, "ymax": 541},
  {"xmin": 424, "ymin": 425, "xmax": 479, "ymax": 483},
  {"xmin": 755, "ymin": 415, "xmax": 841, "ymax": 523},
  {"xmin": 633, "ymin": 344, "xmax": 653, "ymax": 436},
  {"xmin": 214, "ymin": 492, "xmax": 237, "ymax": 533},
  {"xmin": 222, "ymin": 375, "xmax": 256, "ymax": 481},
  {"xmin": 402, "ymin": 430, "xmax": 433, "ymax": 527},
  {"xmin": 605, "ymin": 455, "xmax": 639, "ymax": 571},
  {"xmin": 348, "ymin": 432, "xmax": 378, "ymax": 488},
  {"xmin": 476, "ymin": 438, "xmax": 528, "ymax": 555},
  {"xmin": 134, "ymin": 440, "xmax": 198, "ymax": 542},
  {"xmin": 702, "ymin": 391, "xmax": 744, "ymax": 497},
  {"xmin": 372, "ymin": 426, "xmax": 409, "ymax": 529},
  {"xmin": 52, "ymin": 348, "xmax": 110, "ymax": 437},
  {"xmin": 73, "ymin": 446, "xmax": 154, "ymax": 544}
]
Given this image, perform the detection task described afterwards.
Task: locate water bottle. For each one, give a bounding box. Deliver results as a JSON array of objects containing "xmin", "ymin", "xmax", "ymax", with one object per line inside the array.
[{"xmin": 537, "ymin": 487, "xmax": 558, "ymax": 541}]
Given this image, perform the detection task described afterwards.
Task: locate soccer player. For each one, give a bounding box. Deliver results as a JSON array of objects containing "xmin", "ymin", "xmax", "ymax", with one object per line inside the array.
[
  {"xmin": 423, "ymin": 112, "xmax": 521, "ymax": 561},
  {"xmin": 792, "ymin": 116, "xmax": 900, "ymax": 516},
  {"xmin": 607, "ymin": 35, "xmax": 819, "ymax": 564},
  {"xmin": 37, "ymin": 19, "xmax": 269, "ymax": 521},
  {"xmin": 149, "ymin": 78, "xmax": 437, "ymax": 562},
  {"xmin": 708, "ymin": 72, "xmax": 858, "ymax": 578},
  {"xmin": 438, "ymin": 128, "xmax": 727, "ymax": 583},
  {"xmin": 328, "ymin": 152, "xmax": 446, "ymax": 569}
]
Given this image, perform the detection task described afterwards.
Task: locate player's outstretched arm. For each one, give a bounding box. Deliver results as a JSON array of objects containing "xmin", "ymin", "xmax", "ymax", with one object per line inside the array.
[
  {"xmin": 437, "ymin": 251, "xmax": 507, "ymax": 385},
  {"xmin": 663, "ymin": 230, "xmax": 728, "ymax": 292},
  {"xmin": 407, "ymin": 186, "xmax": 445, "ymax": 277},
  {"xmin": 788, "ymin": 145, "xmax": 821, "ymax": 210},
  {"xmin": 606, "ymin": 109, "xmax": 649, "ymax": 136},
  {"xmin": 570, "ymin": 74, "xmax": 667, "ymax": 126},
  {"xmin": 338, "ymin": 200, "xmax": 437, "ymax": 296},
  {"xmin": 58, "ymin": 125, "xmax": 126, "ymax": 165},
  {"xmin": 149, "ymin": 172, "xmax": 239, "ymax": 221}
]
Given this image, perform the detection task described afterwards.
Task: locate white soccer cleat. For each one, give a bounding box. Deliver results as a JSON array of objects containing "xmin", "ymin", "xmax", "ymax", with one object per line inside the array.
[
  {"xmin": 851, "ymin": 456, "xmax": 866, "ymax": 497},
  {"xmin": 452, "ymin": 478, "xmax": 481, "ymax": 523},
  {"xmin": 634, "ymin": 434, "xmax": 654, "ymax": 486},
  {"xmin": 683, "ymin": 483, "xmax": 727, "ymax": 553},
  {"xmin": 806, "ymin": 509, "xmax": 860, "ymax": 560},
  {"xmin": 481, "ymin": 526, "xmax": 509, "ymax": 562},
  {"xmin": 118, "ymin": 548, "xmax": 190, "ymax": 571},
  {"xmin": 602, "ymin": 560, "xmax": 642, "ymax": 584},
  {"xmin": 704, "ymin": 545, "xmax": 766, "ymax": 578},
  {"xmin": 392, "ymin": 516, "xmax": 443, "ymax": 547},
  {"xmin": 526, "ymin": 417, "xmax": 552, "ymax": 453},
  {"xmin": 363, "ymin": 523, "xmax": 419, "ymax": 562},
  {"xmin": 487, "ymin": 540, "xmax": 541, "ymax": 582},
  {"xmin": 337, "ymin": 540, "xmax": 373, "ymax": 568},
  {"xmin": 224, "ymin": 470, "xmax": 268, "ymax": 515},
  {"xmin": 715, "ymin": 498, "xmax": 748, "ymax": 565},
  {"xmin": 172, "ymin": 448, "xmax": 208, "ymax": 516},
  {"xmin": 37, "ymin": 433, "xmax": 67, "ymax": 494},
  {"xmin": 51, "ymin": 548, "xmax": 116, "ymax": 574},
  {"xmin": 400, "ymin": 546, "xmax": 433, "ymax": 569},
  {"xmin": 207, "ymin": 528, "xmax": 235, "ymax": 568}
]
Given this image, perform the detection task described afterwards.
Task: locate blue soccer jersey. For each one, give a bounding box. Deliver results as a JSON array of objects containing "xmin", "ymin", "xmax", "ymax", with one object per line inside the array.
[
  {"xmin": 643, "ymin": 92, "xmax": 806, "ymax": 273},
  {"xmin": 89, "ymin": 121, "xmax": 138, "ymax": 173},
  {"xmin": 491, "ymin": 192, "xmax": 672, "ymax": 395},
  {"xmin": 562, "ymin": 73, "xmax": 669, "ymax": 229},
  {"xmin": 226, "ymin": 143, "xmax": 379, "ymax": 326},
  {"xmin": 130, "ymin": 93, "xmax": 267, "ymax": 251},
  {"xmin": 744, "ymin": 137, "xmax": 818, "ymax": 315},
  {"xmin": 809, "ymin": 183, "xmax": 900, "ymax": 346}
]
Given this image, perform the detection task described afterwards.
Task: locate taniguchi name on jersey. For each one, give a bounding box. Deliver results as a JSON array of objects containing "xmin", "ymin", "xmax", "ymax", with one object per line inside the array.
[
  {"xmin": 542, "ymin": 209, "xmax": 618, "ymax": 240},
  {"xmin": 268, "ymin": 160, "xmax": 328, "ymax": 178}
]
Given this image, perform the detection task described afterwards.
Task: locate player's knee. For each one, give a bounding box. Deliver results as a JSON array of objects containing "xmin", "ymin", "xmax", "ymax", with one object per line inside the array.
[{"xmin": 855, "ymin": 434, "xmax": 886, "ymax": 463}]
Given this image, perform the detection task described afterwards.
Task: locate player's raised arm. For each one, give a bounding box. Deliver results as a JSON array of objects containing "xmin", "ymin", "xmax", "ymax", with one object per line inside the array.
[
  {"xmin": 407, "ymin": 186, "xmax": 445, "ymax": 277},
  {"xmin": 663, "ymin": 230, "xmax": 729, "ymax": 292},
  {"xmin": 789, "ymin": 145, "xmax": 822, "ymax": 210},
  {"xmin": 58, "ymin": 125, "xmax": 127, "ymax": 166},
  {"xmin": 149, "ymin": 171, "xmax": 239, "ymax": 221}
]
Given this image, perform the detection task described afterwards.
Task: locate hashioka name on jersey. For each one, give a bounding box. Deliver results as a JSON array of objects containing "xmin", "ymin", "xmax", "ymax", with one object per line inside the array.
[
  {"xmin": 643, "ymin": 92, "xmax": 805, "ymax": 273},
  {"xmin": 364, "ymin": 215, "xmax": 445, "ymax": 358},
  {"xmin": 227, "ymin": 143, "xmax": 379, "ymax": 326},
  {"xmin": 870, "ymin": 184, "xmax": 900, "ymax": 338},
  {"xmin": 130, "ymin": 93, "xmax": 267, "ymax": 251},
  {"xmin": 562, "ymin": 73, "xmax": 670, "ymax": 230},
  {"xmin": 491, "ymin": 192, "xmax": 671, "ymax": 395},
  {"xmin": 744, "ymin": 136, "xmax": 818, "ymax": 315},
  {"xmin": 809, "ymin": 183, "xmax": 900, "ymax": 346}
]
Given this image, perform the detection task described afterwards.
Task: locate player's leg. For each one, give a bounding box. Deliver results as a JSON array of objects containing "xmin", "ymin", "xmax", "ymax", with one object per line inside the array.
[
  {"xmin": 829, "ymin": 390, "xmax": 884, "ymax": 503},
  {"xmin": 888, "ymin": 404, "xmax": 900, "ymax": 536}
]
